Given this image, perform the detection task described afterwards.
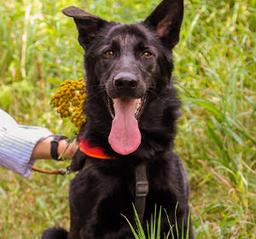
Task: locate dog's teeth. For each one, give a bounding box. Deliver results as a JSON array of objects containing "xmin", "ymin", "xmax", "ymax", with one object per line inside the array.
[
  {"xmin": 107, "ymin": 97, "xmax": 115, "ymax": 118},
  {"xmin": 135, "ymin": 98, "xmax": 143, "ymax": 119},
  {"xmin": 136, "ymin": 99, "xmax": 142, "ymax": 111},
  {"xmin": 108, "ymin": 97, "xmax": 144, "ymax": 119}
]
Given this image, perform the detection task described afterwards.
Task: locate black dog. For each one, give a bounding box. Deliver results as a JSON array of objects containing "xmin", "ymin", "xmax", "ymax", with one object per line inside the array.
[{"xmin": 42, "ymin": 0, "xmax": 194, "ymax": 238}]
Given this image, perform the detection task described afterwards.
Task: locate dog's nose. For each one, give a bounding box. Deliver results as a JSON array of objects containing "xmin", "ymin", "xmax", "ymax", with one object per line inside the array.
[{"xmin": 114, "ymin": 73, "xmax": 138, "ymax": 90}]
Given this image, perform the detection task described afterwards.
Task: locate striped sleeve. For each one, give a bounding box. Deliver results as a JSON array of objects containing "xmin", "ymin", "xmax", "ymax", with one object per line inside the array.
[{"xmin": 0, "ymin": 126, "xmax": 52, "ymax": 177}]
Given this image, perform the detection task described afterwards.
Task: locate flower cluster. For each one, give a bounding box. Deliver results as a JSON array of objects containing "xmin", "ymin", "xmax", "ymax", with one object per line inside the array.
[{"xmin": 51, "ymin": 79, "xmax": 86, "ymax": 130}]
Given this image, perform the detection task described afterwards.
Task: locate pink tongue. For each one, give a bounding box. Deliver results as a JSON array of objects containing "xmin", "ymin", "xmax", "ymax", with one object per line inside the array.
[{"xmin": 108, "ymin": 99, "xmax": 141, "ymax": 155}]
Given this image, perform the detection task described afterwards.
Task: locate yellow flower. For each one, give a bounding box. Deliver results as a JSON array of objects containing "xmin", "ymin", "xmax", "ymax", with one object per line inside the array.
[{"xmin": 51, "ymin": 79, "xmax": 86, "ymax": 130}]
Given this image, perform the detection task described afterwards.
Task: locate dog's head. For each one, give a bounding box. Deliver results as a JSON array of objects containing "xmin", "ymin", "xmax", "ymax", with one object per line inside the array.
[{"xmin": 63, "ymin": 0, "xmax": 183, "ymax": 156}]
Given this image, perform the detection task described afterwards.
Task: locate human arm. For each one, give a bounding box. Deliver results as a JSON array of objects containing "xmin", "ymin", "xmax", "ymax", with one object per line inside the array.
[
  {"xmin": 0, "ymin": 109, "xmax": 77, "ymax": 177},
  {"xmin": 31, "ymin": 136, "xmax": 78, "ymax": 160}
]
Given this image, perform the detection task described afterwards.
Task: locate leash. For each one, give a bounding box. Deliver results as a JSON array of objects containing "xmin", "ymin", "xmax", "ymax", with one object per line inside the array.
[{"xmin": 32, "ymin": 166, "xmax": 70, "ymax": 175}]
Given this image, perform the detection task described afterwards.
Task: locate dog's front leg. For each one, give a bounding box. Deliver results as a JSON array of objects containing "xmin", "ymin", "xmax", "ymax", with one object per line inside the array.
[
  {"xmin": 68, "ymin": 166, "xmax": 135, "ymax": 239},
  {"xmin": 144, "ymin": 154, "xmax": 194, "ymax": 239}
]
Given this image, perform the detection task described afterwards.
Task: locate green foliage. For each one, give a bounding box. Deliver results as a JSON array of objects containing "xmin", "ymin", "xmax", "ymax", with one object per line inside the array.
[
  {"xmin": 0, "ymin": 0, "xmax": 255, "ymax": 238},
  {"xmin": 124, "ymin": 205, "xmax": 191, "ymax": 239},
  {"xmin": 123, "ymin": 205, "xmax": 163, "ymax": 239}
]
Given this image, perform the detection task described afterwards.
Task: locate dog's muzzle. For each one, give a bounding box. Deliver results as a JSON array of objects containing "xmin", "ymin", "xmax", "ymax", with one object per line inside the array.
[{"xmin": 106, "ymin": 72, "xmax": 146, "ymax": 99}]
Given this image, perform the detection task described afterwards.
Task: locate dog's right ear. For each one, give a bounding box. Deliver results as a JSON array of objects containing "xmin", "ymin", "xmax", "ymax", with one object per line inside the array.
[{"xmin": 63, "ymin": 6, "xmax": 108, "ymax": 48}]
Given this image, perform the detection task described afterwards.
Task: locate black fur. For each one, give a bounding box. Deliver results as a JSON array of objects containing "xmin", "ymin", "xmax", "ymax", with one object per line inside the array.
[
  {"xmin": 42, "ymin": 228, "xmax": 68, "ymax": 239},
  {"xmin": 42, "ymin": 0, "xmax": 194, "ymax": 238}
]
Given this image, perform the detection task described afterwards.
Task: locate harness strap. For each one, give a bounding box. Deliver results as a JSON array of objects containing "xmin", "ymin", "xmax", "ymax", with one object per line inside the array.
[
  {"xmin": 77, "ymin": 139, "xmax": 149, "ymax": 219},
  {"xmin": 82, "ymin": 158, "xmax": 149, "ymax": 220},
  {"xmin": 135, "ymin": 163, "xmax": 149, "ymax": 220}
]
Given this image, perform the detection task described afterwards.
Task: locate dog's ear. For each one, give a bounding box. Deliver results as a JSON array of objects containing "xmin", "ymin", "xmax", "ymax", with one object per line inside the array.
[
  {"xmin": 63, "ymin": 6, "xmax": 108, "ymax": 48},
  {"xmin": 144, "ymin": 0, "xmax": 184, "ymax": 49}
]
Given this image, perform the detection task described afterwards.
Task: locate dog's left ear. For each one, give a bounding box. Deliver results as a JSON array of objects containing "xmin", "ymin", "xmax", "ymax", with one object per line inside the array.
[
  {"xmin": 144, "ymin": 0, "xmax": 184, "ymax": 49},
  {"xmin": 63, "ymin": 6, "xmax": 108, "ymax": 48}
]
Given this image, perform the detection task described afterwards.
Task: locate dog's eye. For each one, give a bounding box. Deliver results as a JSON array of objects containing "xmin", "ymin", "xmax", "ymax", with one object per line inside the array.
[
  {"xmin": 104, "ymin": 50, "xmax": 115, "ymax": 58},
  {"xmin": 142, "ymin": 50, "xmax": 153, "ymax": 58}
]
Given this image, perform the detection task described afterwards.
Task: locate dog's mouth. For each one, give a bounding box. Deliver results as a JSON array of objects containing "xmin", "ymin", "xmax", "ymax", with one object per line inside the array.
[
  {"xmin": 107, "ymin": 97, "xmax": 146, "ymax": 156},
  {"xmin": 107, "ymin": 97, "xmax": 146, "ymax": 120}
]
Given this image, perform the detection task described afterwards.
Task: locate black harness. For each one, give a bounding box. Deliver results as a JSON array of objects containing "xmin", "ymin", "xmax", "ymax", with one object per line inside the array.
[
  {"xmin": 77, "ymin": 138, "xmax": 149, "ymax": 219},
  {"xmin": 81, "ymin": 157, "xmax": 149, "ymax": 220},
  {"xmin": 135, "ymin": 163, "xmax": 149, "ymax": 220}
]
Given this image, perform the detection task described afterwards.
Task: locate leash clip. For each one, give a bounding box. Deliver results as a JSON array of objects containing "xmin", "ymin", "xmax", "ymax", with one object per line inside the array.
[{"xmin": 62, "ymin": 166, "xmax": 72, "ymax": 175}]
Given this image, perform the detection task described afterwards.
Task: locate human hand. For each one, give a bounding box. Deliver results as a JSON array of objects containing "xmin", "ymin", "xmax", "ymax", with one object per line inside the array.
[{"xmin": 58, "ymin": 138, "xmax": 79, "ymax": 160}]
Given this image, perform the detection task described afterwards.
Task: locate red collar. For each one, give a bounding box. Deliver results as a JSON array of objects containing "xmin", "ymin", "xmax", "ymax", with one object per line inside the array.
[{"xmin": 79, "ymin": 138, "xmax": 115, "ymax": 160}]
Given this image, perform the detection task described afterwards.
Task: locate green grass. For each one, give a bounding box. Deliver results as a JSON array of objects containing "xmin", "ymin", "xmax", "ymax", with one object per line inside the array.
[
  {"xmin": 125, "ymin": 204, "xmax": 192, "ymax": 239},
  {"xmin": 0, "ymin": 0, "xmax": 255, "ymax": 238},
  {"xmin": 123, "ymin": 205, "xmax": 163, "ymax": 239}
]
